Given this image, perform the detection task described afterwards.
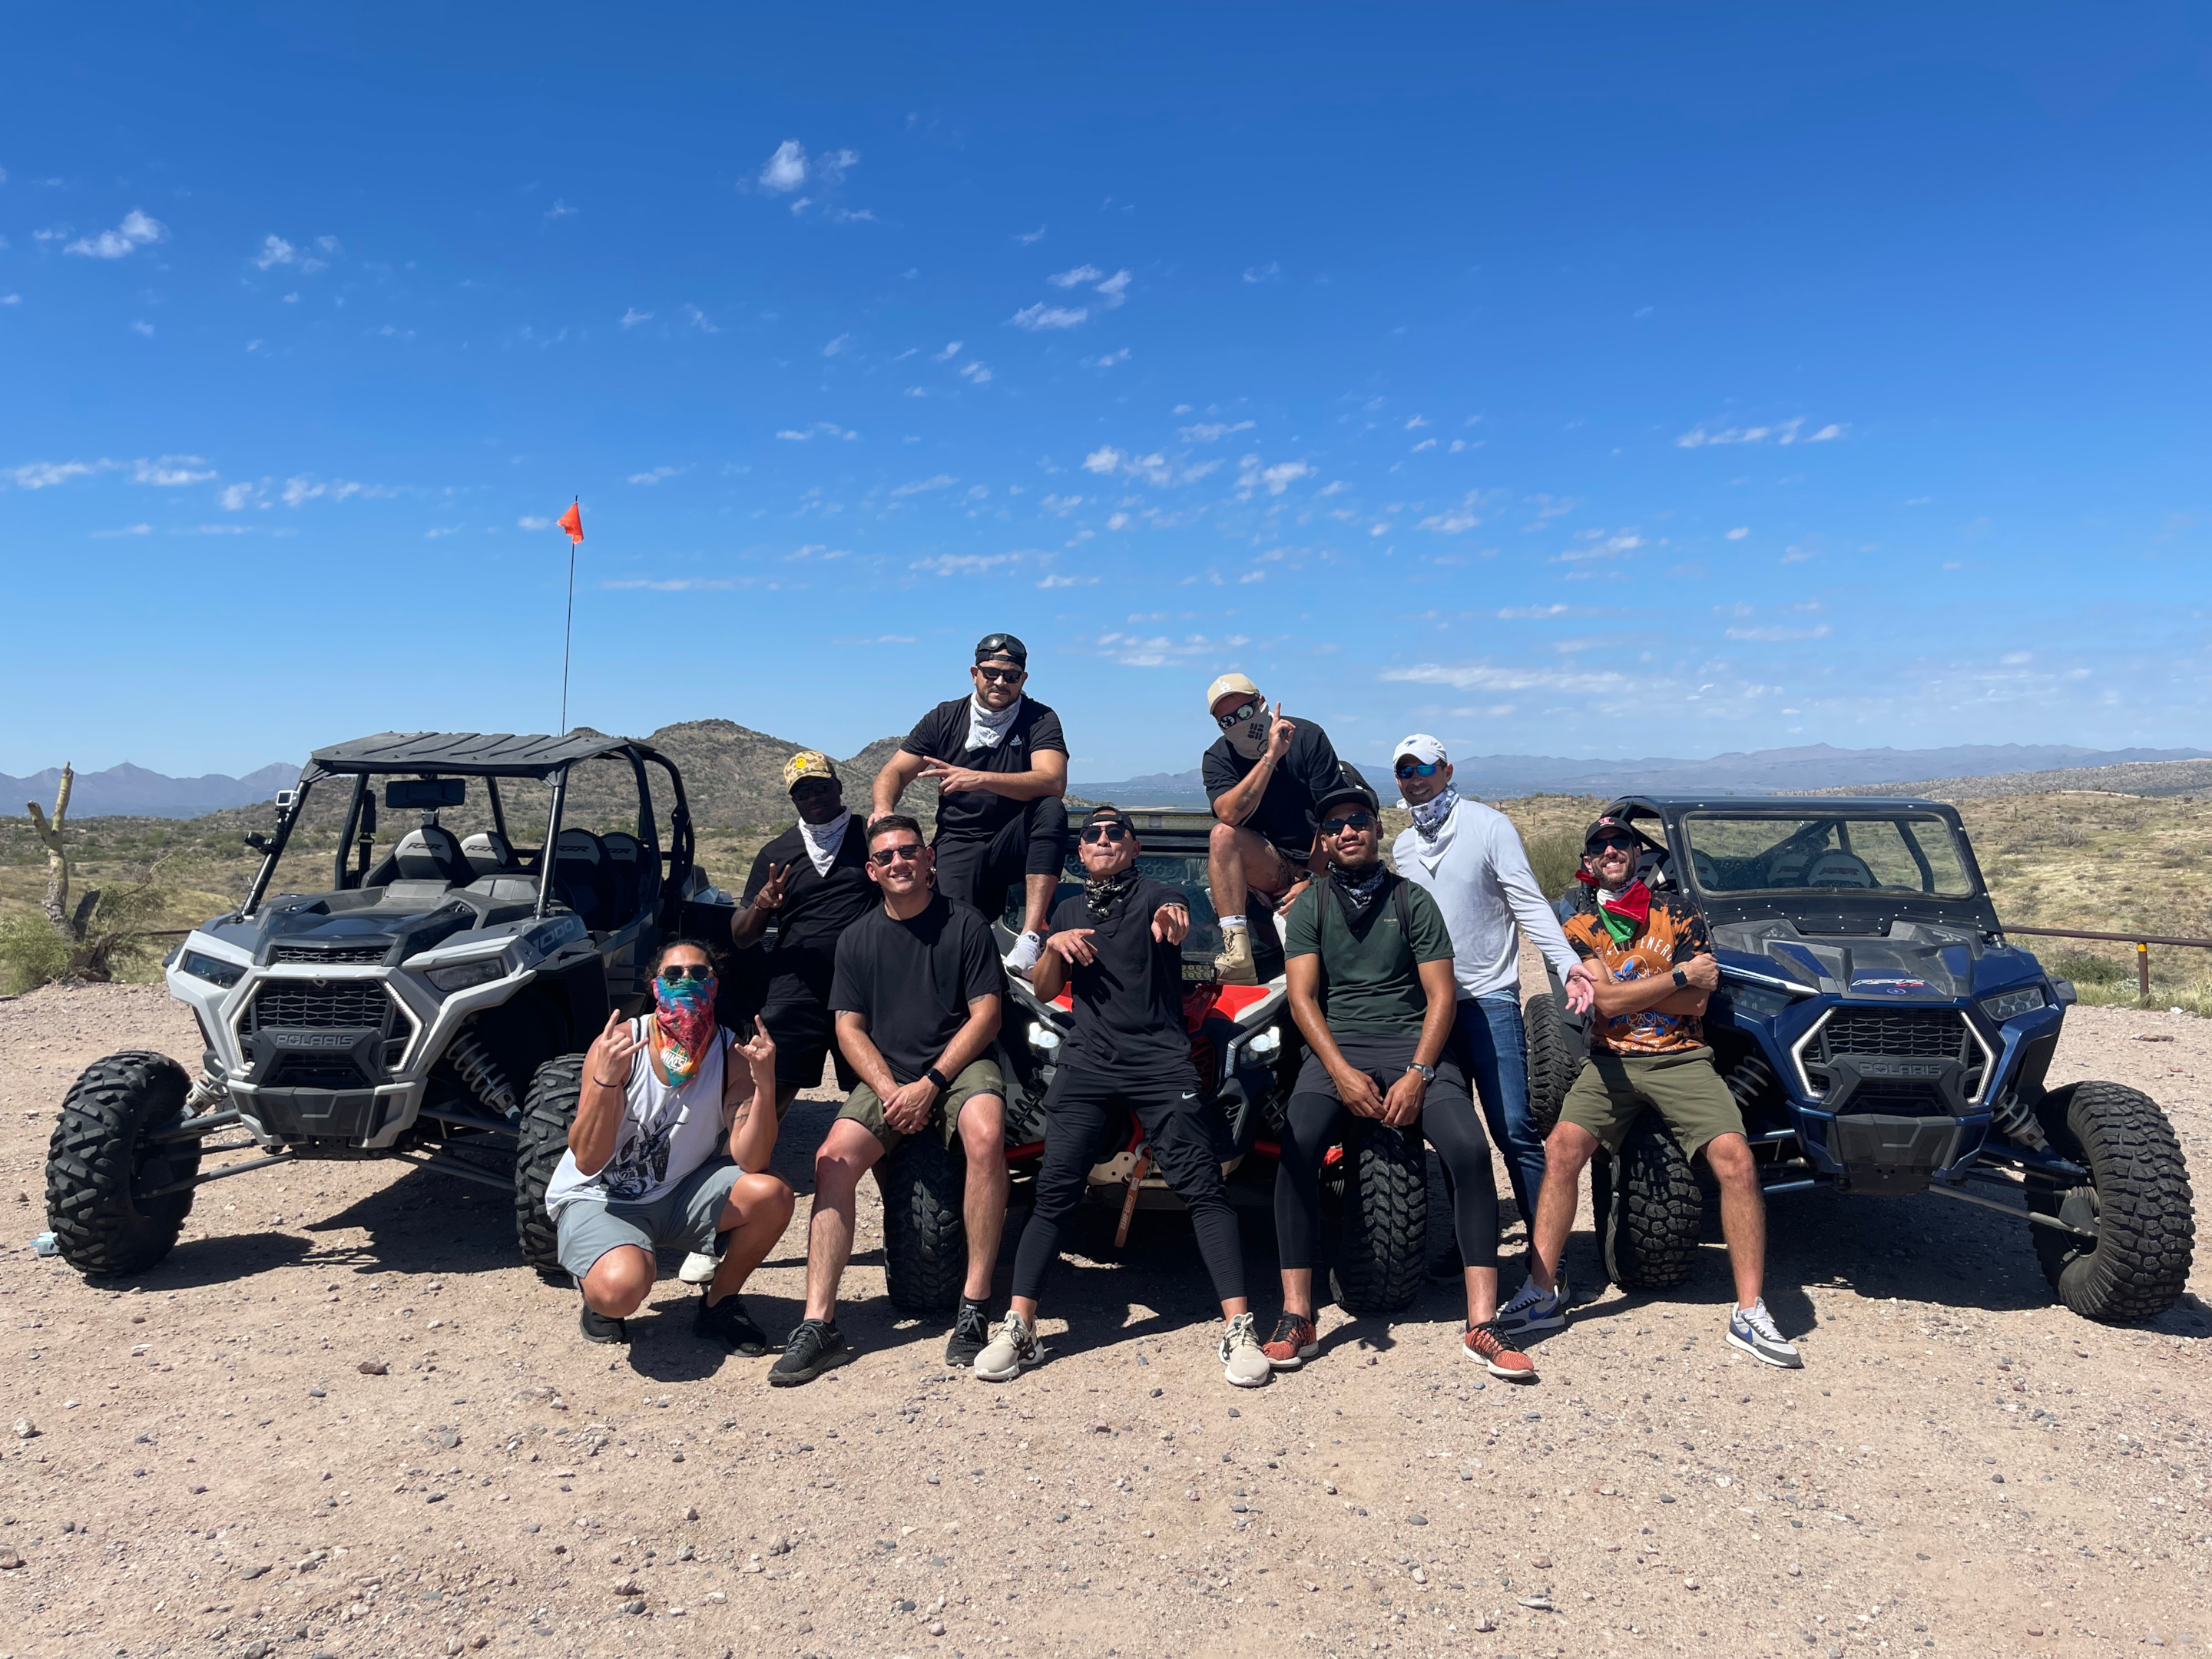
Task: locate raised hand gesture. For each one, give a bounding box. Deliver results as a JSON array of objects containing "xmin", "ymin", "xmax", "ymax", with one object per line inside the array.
[
  {"xmin": 919, "ymin": 760, "xmax": 986, "ymax": 796},
  {"xmin": 736, "ymin": 1014, "xmax": 778, "ymax": 1073},
  {"xmin": 1265, "ymin": 704, "xmax": 1296, "ymax": 763},
  {"xmin": 1151, "ymin": 903, "xmax": 1190, "ymax": 945},
  {"xmin": 752, "ymin": 862, "xmax": 792, "ymax": 912},
  {"xmin": 588, "ymin": 1008, "xmax": 644, "ymax": 1090},
  {"xmin": 1047, "ymin": 928, "xmax": 1098, "ymax": 966}
]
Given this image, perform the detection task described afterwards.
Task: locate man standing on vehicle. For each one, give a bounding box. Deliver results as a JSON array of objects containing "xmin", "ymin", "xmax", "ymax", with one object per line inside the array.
[
  {"xmin": 873, "ymin": 633, "xmax": 1068, "ymax": 973},
  {"xmin": 1495, "ymin": 816, "xmax": 1803, "ymax": 1369},
  {"xmin": 770, "ymin": 814, "xmax": 1008, "ymax": 1385},
  {"xmin": 545, "ymin": 939, "xmax": 796, "ymax": 1353},
  {"xmin": 973, "ymin": 805, "xmax": 1274, "ymax": 1389},
  {"xmin": 1388, "ymin": 733, "xmax": 1594, "ymax": 1227},
  {"xmin": 729, "ymin": 751, "xmax": 876, "ymax": 1114},
  {"xmin": 1200, "ymin": 673, "xmax": 1359, "ymax": 985},
  {"xmin": 1262, "ymin": 779, "xmax": 1538, "ymax": 1381}
]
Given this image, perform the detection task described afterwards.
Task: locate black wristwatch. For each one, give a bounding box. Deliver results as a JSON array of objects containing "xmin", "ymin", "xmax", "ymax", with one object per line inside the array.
[
  {"xmin": 925, "ymin": 1065, "xmax": 951, "ymax": 1091},
  {"xmin": 1671, "ymin": 966, "xmax": 1689, "ymax": 989}
]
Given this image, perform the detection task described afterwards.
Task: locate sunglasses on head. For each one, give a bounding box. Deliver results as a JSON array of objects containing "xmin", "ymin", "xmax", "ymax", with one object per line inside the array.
[
  {"xmin": 975, "ymin": 664, "xmax": 1025, "ymax": 684},
  {"xmin": 658, "ymin": 962, "xmax": 713, "ymax": 985},
  {"xmin": 1395, "ymin": 759, "xmax": 1442, "ymax": 780},
  {"xmin": 1213, "ymin": 698, "xmax": 1263, "ymax": 730},
  {"xmin": 1320, "ymin": 812, "xmax": 1377, "ymax": 836},
  {"xmin": 1079, "ymin": 823, "xmax": 1130, "ymax": 844},
  {"xmin": 868, "ymin": 843, "xmax": 927, "ymax": 867}
]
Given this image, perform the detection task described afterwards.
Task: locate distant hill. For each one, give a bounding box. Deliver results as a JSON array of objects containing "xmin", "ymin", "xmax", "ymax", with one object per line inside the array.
[
  {"xmin": 1, "ymin": 760, "xmax": 299, "ymax": 819},
  {"xmin": 1073, "ymin": 741, "xmax": 2212, "ymax": 805},
  {"xmin": 1816, "ymin": 757, "xmax": 2212, "ymax": 802}
]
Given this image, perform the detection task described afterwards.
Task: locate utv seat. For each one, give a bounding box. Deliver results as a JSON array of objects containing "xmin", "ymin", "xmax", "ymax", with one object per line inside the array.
[
  {"xmin": 1803, "ymin": 851, "xmax": 1878, "ymax": 889},
  {"xmin": 601, "ymin": 832, "xmax": 649, "ymax": 925},
  {"xmin": 461, "ymin": 830, "xmax": 523, "ymax": 879},
  {"xmin": 392, "ymin": 824, "xmax": 472, "ymax": 886},
  {"xmin": 552, "ymin": 828, "xmax": 617, "ymax": 932}
]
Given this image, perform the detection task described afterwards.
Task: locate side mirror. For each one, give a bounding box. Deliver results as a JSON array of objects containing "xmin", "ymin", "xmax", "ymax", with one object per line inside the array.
[
  {"xmin": 273, "ymin": 789, "xmax": 296, "ymax": 810},
  {"xmin": 2051, "ymin": 978, "xmax": 2078, "ymax": 1008}
]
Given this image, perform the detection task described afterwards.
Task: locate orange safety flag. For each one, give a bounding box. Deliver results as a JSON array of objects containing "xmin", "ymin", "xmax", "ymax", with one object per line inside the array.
[{"xmin": 556, "ymin": 502, "xmax": 584, "ymax": 544}]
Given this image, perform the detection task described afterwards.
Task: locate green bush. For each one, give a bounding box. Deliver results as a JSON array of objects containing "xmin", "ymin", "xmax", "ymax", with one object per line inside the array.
[
  {"xmin": 0, "ymin": 915, "xmax": 71, "ymax": 995},
  {"xmin": 2048, "ymin": 949, "xmax": 2128, "ymax": 986},
  {"xmin": 1524, "ymin": 827, "xmax": 1584, "ymax": 907}
]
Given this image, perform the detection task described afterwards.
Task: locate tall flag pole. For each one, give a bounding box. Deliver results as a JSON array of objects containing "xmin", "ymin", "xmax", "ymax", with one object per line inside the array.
[{"xmin": 555, "ymin": 498, "xmax": 584, "ymax": 734}]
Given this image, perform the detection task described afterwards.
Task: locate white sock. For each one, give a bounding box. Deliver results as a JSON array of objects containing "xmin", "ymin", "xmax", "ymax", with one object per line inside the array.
[{"xmin": 1220, "ymin": 915, "xmax": 1249, "ymax": 933}]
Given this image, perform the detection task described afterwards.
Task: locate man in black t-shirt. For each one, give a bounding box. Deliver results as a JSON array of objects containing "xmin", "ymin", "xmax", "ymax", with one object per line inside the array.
[
  {"xmin": 1199, "ymin": 671, "xmax": 1359, "ymax": 984},
  {"xmin": 873, "ymin": 631, "xmax": 1068, "ymax": 975},
  {"xmin": 729, "ymin": 750, "xmax": 875, "ymax": 1111},
  {"xmin": 972, "ymin": 806, "xmax": 1273, "ymax": 1390},
  {"xmin": 768, "ymin": 814, "xmax": 1008, "ymax": 1386}
]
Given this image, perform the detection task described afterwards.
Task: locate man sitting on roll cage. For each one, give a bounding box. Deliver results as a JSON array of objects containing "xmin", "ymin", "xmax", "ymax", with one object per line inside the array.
[{"xmin": 874, "ymin": 632, "xmax": 1069, "ymax": 975}]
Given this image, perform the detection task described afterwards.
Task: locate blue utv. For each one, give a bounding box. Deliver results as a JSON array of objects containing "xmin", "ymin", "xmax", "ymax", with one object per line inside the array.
[{"xmin": 1522, "ymin": 795, "xmax": 2195, "ymax": 1324}]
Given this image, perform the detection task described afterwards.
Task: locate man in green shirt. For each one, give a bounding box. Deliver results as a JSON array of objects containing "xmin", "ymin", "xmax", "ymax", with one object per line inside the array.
[{"xmin": 1260, "ymin": 780, "xmax": 1538, "ymax": 1381}]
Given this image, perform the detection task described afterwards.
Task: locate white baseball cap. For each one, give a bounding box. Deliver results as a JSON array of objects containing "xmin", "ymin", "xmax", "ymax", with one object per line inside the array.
[{"xmin": 1393, "ymin": 733, "xmax": 1449, "ymax": 766}]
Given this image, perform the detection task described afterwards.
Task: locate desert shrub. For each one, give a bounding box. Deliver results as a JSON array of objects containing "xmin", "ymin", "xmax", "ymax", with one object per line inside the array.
[
  {"xmin": 0, "ymin": 915, "xmax": 71, "ymax": 995},
  {"xmin": 2048, "ymin": 949, "xmax": 2127, "ymax": 987},
  {"xmin": 1524, "ymin": 826, "xmax": 1584, "ymax": 906}
]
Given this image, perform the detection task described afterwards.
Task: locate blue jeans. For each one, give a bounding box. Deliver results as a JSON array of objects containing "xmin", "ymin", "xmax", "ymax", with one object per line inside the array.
[{"xmin": 1451, "ymin": 992, "xmax": 1546, "ymax": 1224}]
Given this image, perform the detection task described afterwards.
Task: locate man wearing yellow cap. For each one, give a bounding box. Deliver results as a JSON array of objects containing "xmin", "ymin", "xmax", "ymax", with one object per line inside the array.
[{"xmin": 1200, "ymin": 672, "xmax": 1362, "ymax": 985}]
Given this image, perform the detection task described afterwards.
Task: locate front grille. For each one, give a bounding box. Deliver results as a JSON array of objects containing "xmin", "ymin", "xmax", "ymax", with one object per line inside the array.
[
  {"xmin": 273, "ymin": 944, "xmax": 388, "ymax": 965},
  {"xmin": 1818, "ymin": 1008, "xmax": 1969, "ymax": 1063},
  {"xmin": 250, "ymin": 980, "xmax": 392, "ymax": 1031},
  {"xmin": 264, "ymin": 1055, "xmax": 374, "ymax": 1091}
]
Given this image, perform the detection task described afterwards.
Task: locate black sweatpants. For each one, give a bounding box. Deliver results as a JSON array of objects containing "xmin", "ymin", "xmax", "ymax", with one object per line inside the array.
[
  {"xmin": 1273, "ymin": 1031, "xmax": 1498, "ymax": 1274},
  {"xmin": 933, "ymin": 795, "xmax": 1069, "ymax": 926},
  {"xmin": 1010, "ymin": 1065, "xmax": 1246, "ymax": 1305}
]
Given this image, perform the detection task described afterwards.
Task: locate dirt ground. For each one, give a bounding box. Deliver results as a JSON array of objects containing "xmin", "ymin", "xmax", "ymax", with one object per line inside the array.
[{"xmin": 0, "ymin": 976, "xmax": 2205, "ymax": 1659}]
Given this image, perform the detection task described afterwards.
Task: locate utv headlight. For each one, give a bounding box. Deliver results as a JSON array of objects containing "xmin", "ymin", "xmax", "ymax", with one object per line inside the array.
[
  {"xmin": 1979, "ymin": 985, "xmax": 2048, "ymax": 1022},
  {"xmin": 1026, "ymin": 1021, "xmax": 1063, "ymax": 1055},
  {"xmin": 1722, "ymin": 981, "xmax": 1796, "ymax": 1018},
  {"xmin": 179, "ymin": 949, "xmax": 246, "ymax": 988},
  {"xmin": 426, "ymin": 958, "xmax": 506, "ymax": 995},
  {"xmin": 1246, "ymin": 1025, "xmax": 1283, "ymax": 1061}
]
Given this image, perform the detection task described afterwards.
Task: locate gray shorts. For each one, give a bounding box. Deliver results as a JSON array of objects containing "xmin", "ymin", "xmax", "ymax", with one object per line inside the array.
[{"xmin": 554, "ymin": 1158, "xmax": 742, "ymax": 1282}]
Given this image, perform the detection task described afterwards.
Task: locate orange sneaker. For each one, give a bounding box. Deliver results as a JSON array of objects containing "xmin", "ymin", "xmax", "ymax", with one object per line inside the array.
[
  {"xmin": 1262, "ymin": 1312, "xmax": 1320, "ymax": 1370},
  {"xmin": 1464, "ymin": 1319, "xmax": 1537, "ymax": 1382}
]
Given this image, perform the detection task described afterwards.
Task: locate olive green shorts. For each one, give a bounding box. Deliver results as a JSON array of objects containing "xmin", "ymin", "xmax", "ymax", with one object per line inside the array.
[
  {"xmin": 1559, "ymin": 1045, "xmax": 1745, "ymax": 1161},
  {"xmin": 836, "ymin": 1058, "xmax": 1005, "ymax": 1154}
]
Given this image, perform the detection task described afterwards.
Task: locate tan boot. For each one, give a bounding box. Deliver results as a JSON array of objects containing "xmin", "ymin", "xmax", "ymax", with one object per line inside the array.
[{"xmin": 1214, "ymin": 923, "xmax": 1258, "ymax": 985}]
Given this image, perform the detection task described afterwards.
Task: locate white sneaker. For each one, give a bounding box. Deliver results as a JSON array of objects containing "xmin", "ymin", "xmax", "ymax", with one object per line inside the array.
[
  {"xmin": 973, "ymin": 1310, "xmax": 1040, "ymax": 1382},
  {"xmin": 1002, "ymin": 930, "xmax": 1045, "ymax": 974},
  {"xmin": 1725, "ymin": 1298, "xmax": 1803, "ymax": 1369},
  {"xmin": 677, "ymin": 1250, "xmax": 719, "ymax": 1285},
  {"xmin": 1494, "ymin": 1271, "xmax": 1568, "ymax": 1333},
  {"xmin": 1218, "ymin": 1311, "xmax": 1273, "ymax": 1389}
]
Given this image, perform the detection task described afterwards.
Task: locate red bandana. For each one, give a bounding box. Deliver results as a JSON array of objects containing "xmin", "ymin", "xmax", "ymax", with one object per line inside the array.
[{"xmin": 1601, "ymin": 880, "xmax": 1651, "ymax": 929}]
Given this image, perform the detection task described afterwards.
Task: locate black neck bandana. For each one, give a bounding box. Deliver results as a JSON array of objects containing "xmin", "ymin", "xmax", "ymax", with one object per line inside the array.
[
  {"xmin": 1084, "ymin": 866, "xmax": 1139, "ymax": 919},
  {"xmin": 1330, "ymin": 859, "xmax": 1389, "ymax": 921}
]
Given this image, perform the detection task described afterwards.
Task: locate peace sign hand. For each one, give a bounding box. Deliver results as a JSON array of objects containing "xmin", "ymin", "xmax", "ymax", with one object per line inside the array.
[{"xmin": 753, "ymin": 862, "xmax": 792, "ymax": 912}]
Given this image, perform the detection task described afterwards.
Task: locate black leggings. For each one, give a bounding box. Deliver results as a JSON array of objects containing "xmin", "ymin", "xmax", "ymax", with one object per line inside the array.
[
  {"xmin": 932, "ymin": 796, "xmax": 1069, "ymax": 925},
  {"xmin": 1012, "ymin": 1066, "xmax": 1246, "ymax": 1306},
  {"xmin": 1273, "ymin": 1032, "xmax": 1498, "ymax": 1275}
]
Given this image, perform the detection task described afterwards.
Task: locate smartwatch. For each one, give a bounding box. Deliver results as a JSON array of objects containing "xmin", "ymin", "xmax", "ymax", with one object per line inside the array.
[
  {"xmin": 1671, "ymin": 966, "xmax": 1689, "ymax": 989},
  {"xmin": 1407, "ymin": 1061, "xmax": 1437, "ymax": 1083},
  {"xmin": 925, "ymin": 1065, "xmax": 951, "ymax": 1091}
]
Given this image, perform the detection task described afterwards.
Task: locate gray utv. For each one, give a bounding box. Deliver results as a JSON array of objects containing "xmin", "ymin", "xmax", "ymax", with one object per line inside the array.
[{"xmin": 43, "ymin": 731, "xmax": 714, "ymax": 1280}]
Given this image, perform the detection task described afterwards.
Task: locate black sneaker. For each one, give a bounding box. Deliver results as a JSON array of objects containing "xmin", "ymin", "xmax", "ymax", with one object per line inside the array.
[
  {"xmin": 768, "ymin": 1318, "xmax": 852, "ymax": 1387},
  {"xmin": 945, "ymin": 1300, "xmax": 991, "ymax": 1368},
  {"xmin": 579, "ymin": 1304, "xmax": 629, "ymax": 1346},
  {"xmin": 694, "ymin": 1292, "xmax": 767, "ymax": 1356}
]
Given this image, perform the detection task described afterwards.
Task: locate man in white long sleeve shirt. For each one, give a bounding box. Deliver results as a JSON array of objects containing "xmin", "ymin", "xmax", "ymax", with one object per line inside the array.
[{"xmin": 1389, "ymin": 733, "xmax": 1592, "ymax": 1224}]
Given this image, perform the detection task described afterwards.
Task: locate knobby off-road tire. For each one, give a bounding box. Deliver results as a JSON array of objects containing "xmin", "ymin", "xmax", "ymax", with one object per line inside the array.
[
  {"xmin": 1600, "ymin": 1112, "xmax": 1702, "ymax": 1291},
  {"xmin": 46, "ymin": 1051, "xmax": 205, "ymax": 1276},
  {"xmin": 1522, "ymin": 991, "xmax": 1582, "ymax": 1141},
  {"xmin": 1330, "ymin": 1118, "xmax": 1428, "ymax": 1315},
  {"xmin": 2028, "ymin": 1081, "xmax": 2194, "ymax": 1323},
  {"xmin": 515, "ymin": 1055, "xmax": 586, "ymax": 1282},
  {"xmin": 879, "ymin": 1134, "xmax": 966, "ymax": 1316}
]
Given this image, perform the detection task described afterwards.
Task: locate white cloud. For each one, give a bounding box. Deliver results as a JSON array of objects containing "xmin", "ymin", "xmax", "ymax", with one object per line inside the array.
[
  {"xmin": 1725, "ymin": 624, "xmax": 1831, "ymax": 641},
  {"xmin": 545, "ymin": 197, "xmax": 577, "ymax": 220},
  {"xmin": 129, "ymin": 320, "xmax": 154, "ymax": 337},
  {"xmin": 424, "ymin": 525, "xmax": 462, "ymax": 538},
  {"xmin": 1382, "ymin": 661, "xmax": 1634, "ymax": 694},
  {"xmin": 1106, "ymin": 512, "xmax": 1130, "ymax": 531},
  {"xmin": 1092, "ymin": 270, "xmax": 1131, "ymax": 307},
  {"xmin": 911, "ymin": 551, "xmax": 1022, "ymax": 576},
  {"xmin": 5, "ymin": 459, "xmax": 104, "ymax": 489},
  {"xmin": 1404, "ymin": 415, "xmax": 1430, "ymax": 430},
  {"xmin": 958, "ymin": 359, "xmax": 992, "ymax": 385},
  {"xmin": 1725, "ymin": 526, "xmax": 1749, "ymax": 540},
  {"xmin": 1411, "ymin": 438, "xmax": 1435, "ymax": 452},
  {"xmin": 517, "ymin": 515, "xmax": 552, "ymax": 529},
  {"xmin": 1048, "ymin": 264, "xmax": 1104, "ymax": 289},
  {"xmin": 1237, "ymin": 455, "xmax": 1312, "ymax": 496},
  {"xmin": 1496, "ymin": 604, "xmax": 1575, "ymax": 619},
  {"xmin": 1015, "ymin": 225, "xmax": 1047, "ymax": 245},
  {"xmin": 220, "ymin": 482, "xmax": 257, "ymax": 511},
  {"xmin": 680, "ymin": 303, "xmax": 719, "ymax": 333},
  {"xmin": 279, "ymin": 475, "xmax": 394, "ymax": 506},
  {"xmin": 1242, "ymin": 261, "xmax": 1280, "ymax": 284},
  {"xmin": 90, "ymin": 523, "xmax": 151, "ymax": 538},
  {"xmin": 1082, "ymin": 446, "xmax": 1124, "ymax": 475},
  {"xmin": 1419, "ymin": 504, "xmax": 1481, "ymax": 534},
  {"xmin": 1808, "ymin": 423, "xmax": 1846, "ymax": 442},
  {"xmin": 1041, "ymin": 494, "xmax": 1085, "ymax": 514},
  {"xmin": 759, "ymin": 140, "xmax": 810, "ymax": 193},
  {"xmin": 1037, "ymin": 573, "xmax": 1098, "ymax": 588},
  {"xmin": 1180, "ymin": 420, "xmax": 1254, "ymax": 443},
  {"xmin": 0, "ymin": 293, "xmax": 18, "ymax": 305},
  {"xmin": 628, "ymin": 466, "xmax": 680, "ymax": 485},
  {"xmin": 823, "ymin": 333, "xmax": 852, "ymax": 356},
  {"xmin": 618, "ymin": 307, "xmax": 653, "ymax": 329},
  {"xmin": 1676, "ymin": 416, "xmax": 1845, "ymax": 449},
  {"xmin": 891, "ymin": 474, "xmax": 958, "ymax": 497},
  {"xmin": 1011, "ymin": 303, "xmax": 1088, "ymax": 330},
  {"xmin": 253, "ymin": 234, "xmax": 296, "ymax": 270},
  {"xmin": 932, "ymin": 340, "xmax": 962, "ymax": 362},
  {"xmin": 1083, "ymin": 347, "xmax": 1130, "ymax": 368},
  {"xmin": 605, "ymin": 577, "xmax": 742, "ymax": 592},
  {"xmin": 66, "ymin": 209, "xmax": 167, "ymax": 259},
  {"xmin": 775, "ymin": 422, "xmax": 859, "ymax": 442},
  {"xmin": 1093, "ymin": 629, "xmax": 1251, "ymax": 667},
  {"xmin": 132, "ymin": 455, "xmax": 214, "ymax": 486}
]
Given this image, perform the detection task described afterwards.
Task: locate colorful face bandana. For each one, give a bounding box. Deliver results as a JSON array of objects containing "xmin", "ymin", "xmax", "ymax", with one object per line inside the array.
[{"xmin": 651, "ymin": 970, "xmax": 718, "ymax": 1085}]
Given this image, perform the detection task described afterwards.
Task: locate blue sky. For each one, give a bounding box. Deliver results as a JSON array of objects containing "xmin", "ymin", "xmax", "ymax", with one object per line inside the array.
[{"xmin": 5, "ymin": 8, "xmax": 2208, "ymax": 780}]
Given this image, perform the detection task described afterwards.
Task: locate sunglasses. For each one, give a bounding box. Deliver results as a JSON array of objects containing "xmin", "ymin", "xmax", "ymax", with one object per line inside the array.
[
  {"xmin": 1394, "ymin": 760, "xmax": 1443, "ymax": 780},
  {"xmin": 1214, "ymin": 698, "xmax": 1263, "ymax": 730},
  {"xmin": 658, "ymin": 963, "xmax": 714, "ymax": 985},
  {"xmin": 790, "ymin": 777, "xmax": 839, "ymax": 796},
  {"xmin": 975, "ymin": 665, "xmax": 1025, "ymax": 684},
  {"xmin": 869, "ymin": 843, "xmax": 927, "ymax": 867},
  {"xmin": 1320, "ymin": 812, "xmax": 1377, "ymax": 836},
  {"xmin": 1588, "ymin": 837, "xmax": 1637, "ymax": 856},
  {"xmin": 1079, "ymin": 823, "xmax": 1131, "ymax": 844}
]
